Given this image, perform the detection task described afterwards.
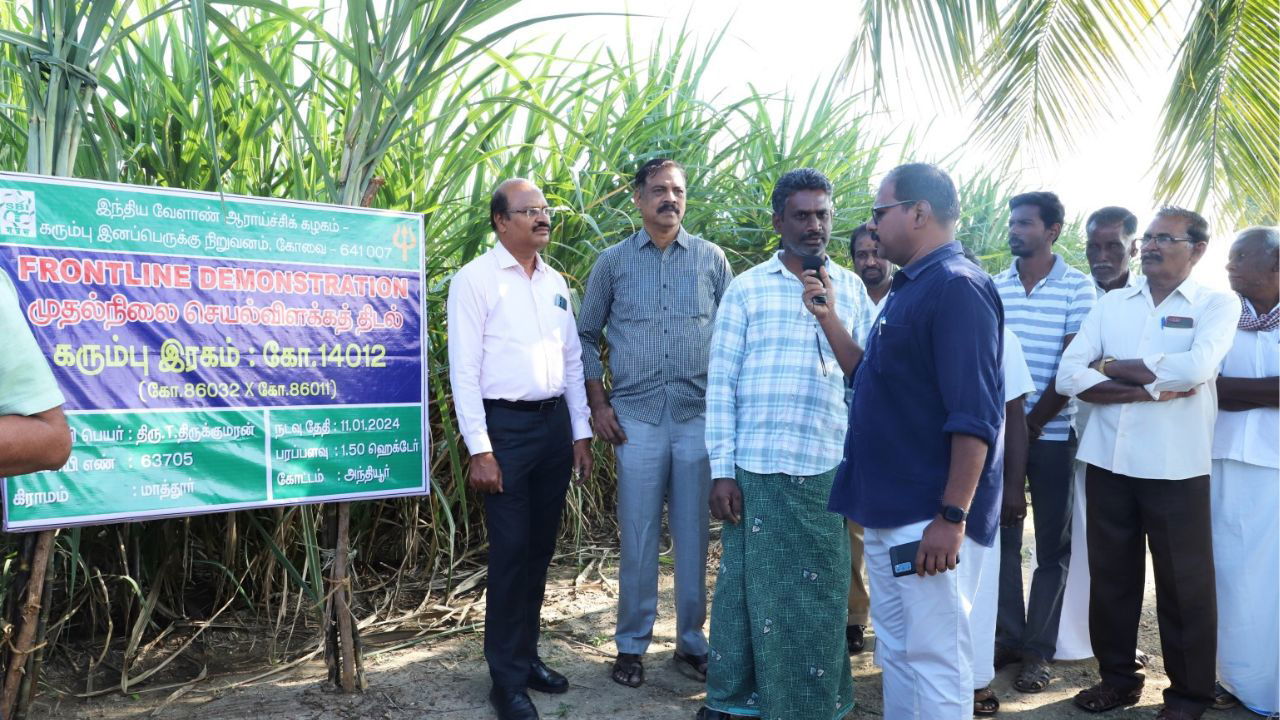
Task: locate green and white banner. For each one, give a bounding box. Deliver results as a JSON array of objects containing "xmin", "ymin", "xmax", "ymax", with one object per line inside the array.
[{"xmin": 1, "ymin": 172, "xmax": 428, "ymax": 531}]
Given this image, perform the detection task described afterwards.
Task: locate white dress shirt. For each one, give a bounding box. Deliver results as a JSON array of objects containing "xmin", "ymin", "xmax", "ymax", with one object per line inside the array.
[
  {"xmin": 1212, "ymin": 303, "xmax": 1279, "ymax": 469},
  {"xmin": 1057, "ymin": 277, "xmax": 1241, "ymax": 480},
  {"xmin": 447, "ymin": 242, "xmax": 592, "ymax": 455},
  {"xmin": 1004, "ymin": 327, "xmax": 1036, "ymax": 404}
]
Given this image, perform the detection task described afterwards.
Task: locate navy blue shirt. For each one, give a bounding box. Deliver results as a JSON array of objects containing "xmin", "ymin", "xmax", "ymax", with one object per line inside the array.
[{"xmin": 829, "ymin": 242, "xmax": 1005, "ymax": 547}]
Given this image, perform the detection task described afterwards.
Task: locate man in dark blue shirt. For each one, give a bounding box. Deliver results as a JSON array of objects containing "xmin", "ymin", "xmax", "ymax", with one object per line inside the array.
[{"xmin": 828, "ymin": 163, "xmax": 1004, "ymax": 719}]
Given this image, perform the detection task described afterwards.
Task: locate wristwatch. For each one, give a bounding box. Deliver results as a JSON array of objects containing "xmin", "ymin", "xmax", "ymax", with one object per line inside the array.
[
  {"xmin": 1098, "ymin": 356, "xmax": 1117, "ymax": 375},
  {"xmin": 940, "ymin": 504, "xmax": 968, "ymax": 524}
]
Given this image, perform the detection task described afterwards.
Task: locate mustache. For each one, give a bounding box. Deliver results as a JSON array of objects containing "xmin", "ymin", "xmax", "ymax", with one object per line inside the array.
[
  {"xmin": 659, "ymin": 202, "xmax": 680, "ymax": 214},
  {"xmin": 534, "ymin": 223, "xmax": 551, "ymax": 232}
]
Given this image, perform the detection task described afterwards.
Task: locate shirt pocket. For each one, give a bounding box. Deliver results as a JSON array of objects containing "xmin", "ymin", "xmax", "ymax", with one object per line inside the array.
[{"xmin": 1160, "ymin": 327, "xmax": 1194, "ymax": 353}]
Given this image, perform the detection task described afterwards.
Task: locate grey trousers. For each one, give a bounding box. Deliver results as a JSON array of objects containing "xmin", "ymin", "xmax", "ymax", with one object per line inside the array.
[
  {"xmin": 613, "ymin": 408, "xmax": 712, "ymax": 656},
  {"xmin": 996, "ymin": 433, "xmax": 1076, "ymax": 661}
]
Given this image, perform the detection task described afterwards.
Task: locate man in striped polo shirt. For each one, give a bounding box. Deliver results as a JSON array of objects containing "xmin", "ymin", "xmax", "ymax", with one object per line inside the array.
[{"xmin": 993, "ymin": 191, "xmax": 1097, "ymax": 693}]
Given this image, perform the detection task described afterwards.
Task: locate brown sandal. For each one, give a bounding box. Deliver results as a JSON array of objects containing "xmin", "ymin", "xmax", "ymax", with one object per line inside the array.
[
  {"xmin": 974, "ymin": 686, "xmax": 1000, "ymax": 715},
  {"xmin": 1013, "ymin": 658, "xmax": 1052, "ymax": 693},
  {"xmin": 1073, "ymin": 682, "xmax": 1142, "ymax": 713},
  {"xmin": 611, "ymin": 652, "xmax": 644, "ymax": 688}
]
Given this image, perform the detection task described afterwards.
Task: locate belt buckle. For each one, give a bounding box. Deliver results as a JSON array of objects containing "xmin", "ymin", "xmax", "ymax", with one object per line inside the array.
[{"xmin": 537, "ymin": 398, "xmax": 558, "ymax": 411}]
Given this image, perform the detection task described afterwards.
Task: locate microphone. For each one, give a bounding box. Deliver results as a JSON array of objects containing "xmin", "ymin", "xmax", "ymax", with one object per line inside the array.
[{"xmin": 801, "ymin": 254, "xmax": 827, "ymax": 305}]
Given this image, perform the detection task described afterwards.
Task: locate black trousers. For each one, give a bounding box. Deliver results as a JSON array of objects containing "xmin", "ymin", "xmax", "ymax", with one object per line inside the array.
[
  {"xmin": 997, "ymin": 434, "xmax": 1076, "ymax": 660},
  {"xmin": 1085, "ymin": 464, "xmax": 1216, "ymax": 715},
  {"xmin": 483, "ymin": 400, "xmax": 572, "ymax": 689}
]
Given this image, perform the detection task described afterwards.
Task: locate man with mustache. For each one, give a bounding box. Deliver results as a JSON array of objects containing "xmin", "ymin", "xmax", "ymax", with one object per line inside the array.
[
  {"xmin": 447, "ymin": 178, "xmax": 594, "ymax": 720},
  {"xmin": 830, "ymin": 162, "xmax": 1004, "ymax": 719},
  {"xmin": 698, "ymin": 168, "xmax": 873, "ymax": 720},
  {"xmin": 577, "ymin": 158, "xmax": 734, "ymax": 689},
  {"xmin": 852, "ymin": 222, "xmax": 893, "ymax": 311},
  {"xmin": 992, "ymin": 192, "xmax": 1096, "ymax": 693},
  {"xmin": 1085, "ymin": 206, "xmax": 1140, "ymax": 294},
  {"xmin": 1208, "ymin": 226, "xmax": 1278, "ymax": 716},
  {"xmin": 1055, "ymin": 206, "xmax": 1146, "ymax": 665},
  {"xmin": 1057, "ymin": 207, "xmax": 1240, "ymax": 720}
]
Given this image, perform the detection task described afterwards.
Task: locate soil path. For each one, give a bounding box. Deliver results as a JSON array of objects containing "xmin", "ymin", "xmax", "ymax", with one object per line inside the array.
[{"xmin": 35, "ymin": 530, "xmax": 1250, "ymax": 720}]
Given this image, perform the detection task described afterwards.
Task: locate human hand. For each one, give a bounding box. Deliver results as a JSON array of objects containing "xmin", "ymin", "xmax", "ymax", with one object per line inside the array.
[
  {"xmin": 468, "ymin": 452, "xmax": 503, "ymax": 494},
  {"xmin": 802, "ymin": 267, "xmax": 836, "ymax": 321},
  {"xmin": 590, "ymin": 403, "xmax": 627, "ymax": 445},
  {"xmin": 709, "ymin": 477, "xmax": 742, "ymax": 524},
  {"xmin": 1001, "ymin": 493, "xmax": 1027, "ymax": 528},
  {"xmin": 571, "ymin": 438, "xmax": 593, "ymax": 486},
  {"xmin": 915, "ymin": 516, "xmax": 964, "ymax": 576},
  {"xmin": 1156, "ymin": 388, "xmax": 1197, "ymax": 402}
]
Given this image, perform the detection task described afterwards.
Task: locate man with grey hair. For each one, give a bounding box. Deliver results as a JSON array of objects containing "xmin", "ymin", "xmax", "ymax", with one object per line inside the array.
[
  {"xmin": 1209, "ymin": 226, "xmax": 1278, "ymax": 716},
  {"xmin": 1058, "ymin": 207, "xmax": 1240, "ymax": 720}
]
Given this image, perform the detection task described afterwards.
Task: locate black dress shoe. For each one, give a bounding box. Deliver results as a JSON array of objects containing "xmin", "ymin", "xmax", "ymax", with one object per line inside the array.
[
  {"xmin": 490, "ymin": 686, "xmax": 539, "ymax": 720},
  {"xmin": 846, "ymin": 624, "xmax": 866, "ymax": 654},
  {"xmin": 527, "ymin": 658, "xmax": 568, "ymax": 694}
]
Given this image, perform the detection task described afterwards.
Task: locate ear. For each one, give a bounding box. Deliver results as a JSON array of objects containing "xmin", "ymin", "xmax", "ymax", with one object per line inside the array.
[
  {"xmin": 632, "ymin": 189, "xmax": 642, "ymax": 209},
  {"xmin": 772, "ymin": 213, "xmax": 784, "ymax": 236},
  {"xmin": 1189, "ymin": 241, "xmax": 1208, "ymax": 264},
  {"xmin": 1127, "ymin": 241, "xmax": 1139, "ymax": 258},
  {"xmin": 911, "ymin": 200, "xmax": 930, "ymax": 230},
  {"xmin": 492, "ymin": 212, "xmax": 507, "ymax": 235},
  {"xmin": 1046, "ymin": 222, "xmax": 1063, "ymax": 244}
]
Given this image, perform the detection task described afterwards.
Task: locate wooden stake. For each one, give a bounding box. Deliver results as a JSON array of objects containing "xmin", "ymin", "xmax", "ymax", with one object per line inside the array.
[
  {"xmin": 2, "ymin": 529, "xmax": 55, "ymax": 718},
  {"xmin": 334, "ymin": 502, "xmax": 357, "ymax": 692}
]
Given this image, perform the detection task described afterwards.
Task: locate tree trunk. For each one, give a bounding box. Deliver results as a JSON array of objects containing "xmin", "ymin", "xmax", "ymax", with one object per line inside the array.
[{"xmin": 2, "ymin": 530, "xmax": 56, "ymax": 718}]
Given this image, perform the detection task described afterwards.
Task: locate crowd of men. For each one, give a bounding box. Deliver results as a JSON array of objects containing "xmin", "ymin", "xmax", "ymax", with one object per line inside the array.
[
  {"xmin": 1, "ymin": 158, "xmax": 1273, "ymax": 720},
  {"xmin": 444, "ymin": 160, "xmax": 1278, "ymax": 720}
]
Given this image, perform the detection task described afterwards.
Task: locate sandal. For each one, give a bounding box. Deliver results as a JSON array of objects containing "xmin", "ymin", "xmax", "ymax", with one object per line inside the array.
[
  {"xmin": 1013, "ymin": 658, "xmax": 1052, "ymax": 693},
  {"xmin": 1136, "ymin": 649, "xmax": 1152, "ymax": 669},
  {"xmin": 611, "ymin": 652, "xmax": 644, "ymax": 688},
  {"xmin": 974, "ymin": 686, "xmax": 1000, "ymax": 716},
  {"xmin": 673, "ymin": 650, "xmax": 708, "ymax": 682},
  {"xmin": 1073, "ymin": 682, "xmax": 1143, "ymax": 713},
  {"xmin": 1212, "ymin": 682, "xmax": 1241, "ymax": 710}
]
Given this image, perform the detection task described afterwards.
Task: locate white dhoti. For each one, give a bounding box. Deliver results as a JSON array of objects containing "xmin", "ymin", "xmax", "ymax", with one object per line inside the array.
[
  {"xmin": 1053, "ymin": 460, "xmax": 1093, "ymax": 660},
  {"xmin": 970, "ymin": 530, "xmax": 1001, "ymax": 688},
  {"xmin": 1211, "ymin": 458, "xmax": 1280, "ymax": 717}
]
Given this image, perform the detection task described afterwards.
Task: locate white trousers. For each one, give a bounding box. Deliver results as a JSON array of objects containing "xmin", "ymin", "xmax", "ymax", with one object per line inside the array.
[
  {"xmin": 1211, "ymin": 459, "xmax": 1280, "ymax": 717},
  {"xmin": 866, "ymin": 520, "xmax": 990, "ymax": 720}
]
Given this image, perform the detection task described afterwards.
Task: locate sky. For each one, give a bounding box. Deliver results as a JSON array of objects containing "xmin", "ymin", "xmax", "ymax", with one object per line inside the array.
[{"xmin": 484, "ymin": 0, "xmax": 1231, "ymax": 288}]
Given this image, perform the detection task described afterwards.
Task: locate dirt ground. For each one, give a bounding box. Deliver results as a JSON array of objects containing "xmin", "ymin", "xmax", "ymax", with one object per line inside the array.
[{"xmin": 33, "ymin": 528, "xmax": 1256, "ymax": 720}]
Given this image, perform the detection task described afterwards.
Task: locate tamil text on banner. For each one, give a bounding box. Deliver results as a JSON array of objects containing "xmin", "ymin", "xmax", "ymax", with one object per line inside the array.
[{"xmin": 0, "ymin": 172, "xmax": 427, "ymax": 531}]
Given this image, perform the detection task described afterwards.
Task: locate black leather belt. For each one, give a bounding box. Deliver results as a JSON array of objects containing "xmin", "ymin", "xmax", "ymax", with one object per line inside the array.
[{"xmin": 483, "ymin": 396, "xmax": 563, "ymax": 412}]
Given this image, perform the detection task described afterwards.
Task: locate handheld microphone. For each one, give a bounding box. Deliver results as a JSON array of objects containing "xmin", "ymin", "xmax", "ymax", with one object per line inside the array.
[{"xmin": 801, "ymin": 254, "xmax": 827, "ymax": 305}]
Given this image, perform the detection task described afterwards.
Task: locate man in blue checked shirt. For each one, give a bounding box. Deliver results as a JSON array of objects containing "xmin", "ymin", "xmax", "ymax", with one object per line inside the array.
[
  {"xmin": 698, "ymin": 168, "xmax": 874, "ymax": 720},
  {"xmin": 577, "ymin": 158, "xmax": 734, "ymax": 690}
]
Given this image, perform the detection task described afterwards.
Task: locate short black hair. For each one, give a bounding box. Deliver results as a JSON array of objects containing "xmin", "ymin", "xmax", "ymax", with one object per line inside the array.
[
  {"xmin": 771, "ymin": 168, "xmax": 832, "ymax": 216},
  {"xmin": 1155, "ymin": 206, "xmax": 1210, "ymax": 244},
  {"xmin": 1086, "ymin": 206, "xmax": 1139, "ymax": 237},
  {"xmin": 489, "ymin": 185, "xmax": 510, "ymax": 232},
  {"xmin": 883, "ymin": 163, "xmax": 959, "ymax": 224},
  {"xmin": 634, "ymin": 158, "xmax": 685, "ymax": 191},
  {"xmin": 1009, "ymin": 191, "xmax": 1065, "ymax": 228},
  {"xmin": 850, "ymin": 222, "xmax": 874, "ymax": 245}
]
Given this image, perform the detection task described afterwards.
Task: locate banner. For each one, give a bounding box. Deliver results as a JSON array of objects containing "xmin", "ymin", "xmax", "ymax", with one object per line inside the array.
[{"xmin": 0, "ymin": 172, "xmax": 427, "ymax": 531}]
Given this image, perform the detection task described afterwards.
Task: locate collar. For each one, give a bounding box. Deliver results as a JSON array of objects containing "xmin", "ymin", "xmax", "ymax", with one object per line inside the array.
[
  {"xmin": 634, "ymin": 226, "xmax": 689, "ymax": 249},
  {"xmin": 765, "ymin": 250, "xmax": 835, "ymax": 275},
  {"xmin": 493, "ymin": 241, "xmax": 547, "ymax": 274},
  {"xmin": 900, "ymin": 241, "xmax": 962, "ymax": 280},
  {"xmin": 1005, "ymin": 253, "xmax": 1067, "ymax": 282},
  {"xmin": 1121, "ymin": 275, "xmax": 1204, "ymax": 304}
]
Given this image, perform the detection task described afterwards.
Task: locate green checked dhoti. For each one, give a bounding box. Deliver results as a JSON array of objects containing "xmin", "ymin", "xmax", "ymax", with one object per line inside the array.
[{"xmin": 705, "ymin": 467, "xmax": 855, "ymax": 719}]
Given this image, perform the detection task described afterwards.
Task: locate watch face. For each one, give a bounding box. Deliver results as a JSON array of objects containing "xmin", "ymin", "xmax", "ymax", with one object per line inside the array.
[{"xmin": 942, "ymin": 505, "xmax": 966, "ymax": 523}]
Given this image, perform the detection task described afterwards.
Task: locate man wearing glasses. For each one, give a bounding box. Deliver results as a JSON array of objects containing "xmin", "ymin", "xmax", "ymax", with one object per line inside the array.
[
  {"xmin": 699, "ymin": 168, "xmax": 873, "ymax": 720},
  {"xmin": 1057, "ymin": 207, "xmax": 1240, "ymax": 720},
  {"xmin": 447, "ymin": 178, "xmax": 593, "ymax": 720},
  {"xmin": 577, "ymin": 158, "xmax": 734, "ymax": 689},
  {"xmin": 828, "ymin": 163, "xmax": 1004, "ymax": 719}
]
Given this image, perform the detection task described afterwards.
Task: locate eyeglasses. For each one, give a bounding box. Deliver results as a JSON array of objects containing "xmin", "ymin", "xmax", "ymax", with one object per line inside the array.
[
  {"xmin": 508, "ymin": 207, "xmax": 557, "ymax": 219},
  {"xmin": 1138, "ymin": 233, "xmax": 1198, "ymax": 247},
  {"xmin": 870, "ymin": 199, "xmax": 918, "ymax": 223}
]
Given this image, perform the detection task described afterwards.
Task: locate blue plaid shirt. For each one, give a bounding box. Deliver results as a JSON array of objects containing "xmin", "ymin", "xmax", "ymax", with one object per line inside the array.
[{"xmin": 705, "ymin": 252, "xmax": 875, "ymax": 479}]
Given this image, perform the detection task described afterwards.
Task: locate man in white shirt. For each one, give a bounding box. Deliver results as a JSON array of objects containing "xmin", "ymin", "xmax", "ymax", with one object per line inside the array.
[
  {"xmin": 842, "ymin": 221, "xmax": 891, "ymax": 655},
  {"xmin": 1057, "ymin": 207, "xmax": 1241, "ymax": 720},
  {"xmin": 1209, "ymin": 226, "xmax": 1278, "ymax": 717},
  {"xmin": 447, "ymin": 178, "xmax": 593, "ymax": 720},
  {"xmin": 1085, "ymin": 206, "xmax": 1140, "ymax": 295}
]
